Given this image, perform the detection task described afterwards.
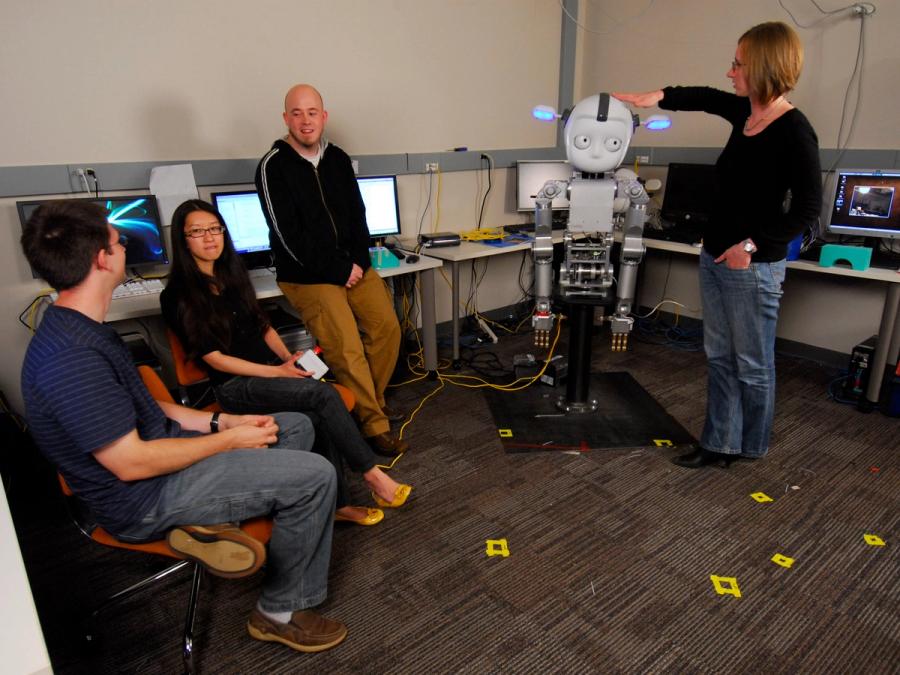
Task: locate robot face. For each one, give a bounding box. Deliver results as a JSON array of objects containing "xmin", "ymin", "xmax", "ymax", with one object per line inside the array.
[{"xmin": 564, "ymin": 94, "xmax": 633, "ymax": 174}]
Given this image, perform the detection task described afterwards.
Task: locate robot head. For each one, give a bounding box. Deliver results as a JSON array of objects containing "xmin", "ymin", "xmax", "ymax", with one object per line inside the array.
[{"xmin": 564, "ymin": 93, "xmax": 635, "ymax": 174}]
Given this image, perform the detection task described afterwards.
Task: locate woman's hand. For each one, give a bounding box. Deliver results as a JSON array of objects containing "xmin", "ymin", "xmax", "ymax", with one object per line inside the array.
[
  {"xmin": 273, "ymin": 352, "xmax": 313, "ymax": 378},
  {"xmin": 612, "ymin": 90, "xmax": 664, "ymax": 108},
  {"xmin": 714, "ymin": 243, "xmax": 753, "ymax": 270}
]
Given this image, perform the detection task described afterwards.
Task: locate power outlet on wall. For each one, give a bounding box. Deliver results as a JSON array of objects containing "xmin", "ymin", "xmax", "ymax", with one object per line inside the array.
[{"xmin": 425, "ymin": 162, "xmax": 439, "ymax": 172}]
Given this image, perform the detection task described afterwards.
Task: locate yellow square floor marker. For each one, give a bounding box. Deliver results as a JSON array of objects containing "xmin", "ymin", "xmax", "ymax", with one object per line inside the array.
[
  {"xmin": 653, "ymin": 439, "xmax": 673, "ymax": 447},
  {"xmin": 710, "ymin": 575, "xmax": 742, "ymax": 598},
  {"xmin": 486, "ymin": 538, "xmax": 510, "ymax": 557},
  {"xmin": 498, "ymin": 429, "xmax": 512, "ymax": 438},
  {"xmin": 864, "ymin": 534, "xmax": 886, "ymax": 547},
  {"xmin": 750, "ymin": 492, "xmax": 774, "ymax": 503},
  {"xmin": 771, "ymin": 553, "xmax": 795, "ymax": 568}
]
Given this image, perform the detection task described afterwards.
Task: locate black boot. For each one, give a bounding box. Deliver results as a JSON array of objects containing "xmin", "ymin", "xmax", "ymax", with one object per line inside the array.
[{"xmin": 672, "ymin": 446, "xmax": 737, "ymax": 469}]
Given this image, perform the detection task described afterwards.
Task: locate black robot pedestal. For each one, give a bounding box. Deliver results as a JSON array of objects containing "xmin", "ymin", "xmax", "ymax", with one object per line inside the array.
[{"xmin": 482, "ymin": 294, "xmax": 695, "ymax": 452}]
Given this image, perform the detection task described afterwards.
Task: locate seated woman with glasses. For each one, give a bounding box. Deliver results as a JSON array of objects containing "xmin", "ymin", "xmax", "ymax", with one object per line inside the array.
[{"xmin": 160, "ymin": 199, "xmax": 411, "ymax": 525}]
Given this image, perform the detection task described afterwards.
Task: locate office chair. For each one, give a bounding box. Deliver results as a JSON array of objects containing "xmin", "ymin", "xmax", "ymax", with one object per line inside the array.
[
  {"xmin": 57, "ymin": 365, "xmax": 273, "ymax": 674},
  {"xmin": 165, "ymin": 328, "xmax": 357, "ymax": 412}
]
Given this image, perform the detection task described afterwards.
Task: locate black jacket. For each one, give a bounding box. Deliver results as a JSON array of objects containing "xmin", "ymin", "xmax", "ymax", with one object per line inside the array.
[{"xmin": 255, "ymin": 140, "xmax": 371, "ymax": 285}]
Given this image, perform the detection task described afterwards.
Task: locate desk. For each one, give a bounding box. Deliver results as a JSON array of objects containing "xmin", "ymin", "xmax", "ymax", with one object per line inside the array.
[
  {"xmin": 422, "ymin": 235, "xmax": 563, "ymax": 364},
  {"xmin": 106, "ymin": 254, "xmax": 444, "ymax": 373}
]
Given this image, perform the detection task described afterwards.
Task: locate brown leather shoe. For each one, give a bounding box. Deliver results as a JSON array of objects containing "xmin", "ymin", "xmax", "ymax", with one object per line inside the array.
[
  {"xmin": 247, "ymin": 608, "xmax": 347, "ymax": 653},
  {"xmin": 167, "ymin": 524, "xmax": 266, "ymax": 579},
  {"xmin": 382, "ymin": 405, "xmax": 405, "ymax": 423},
  {"xmin": 366, "ymin": 432, "xmax": 409, "ymax": 456}
]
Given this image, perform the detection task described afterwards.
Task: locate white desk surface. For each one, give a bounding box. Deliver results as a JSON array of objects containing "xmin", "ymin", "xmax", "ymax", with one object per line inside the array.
[
  {"xmin": 105, "ymin": 253, "xmax": 443, "ymax": 323},
  {"xmin": 415, "ymin": 233, "xmax": 565, "ymax": 263},
  {"xmin": 414, "ymin": 233, "xmax": 900, "ymax": 284},
  {"xmin": 642, "ymin": 237, "xmax": 900, "ymax": 283}
]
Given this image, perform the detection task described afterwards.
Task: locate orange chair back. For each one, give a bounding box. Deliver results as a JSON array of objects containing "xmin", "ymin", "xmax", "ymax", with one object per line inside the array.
[{"xmin": 166, "ymin": 328, "xmax": 210, "ymax": 388}]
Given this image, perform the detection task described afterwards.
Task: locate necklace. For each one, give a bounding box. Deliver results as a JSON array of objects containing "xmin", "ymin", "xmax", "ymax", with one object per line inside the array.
[{"xmin": 744, "ymin": 96, "xmax": 785, "ymax": 133}]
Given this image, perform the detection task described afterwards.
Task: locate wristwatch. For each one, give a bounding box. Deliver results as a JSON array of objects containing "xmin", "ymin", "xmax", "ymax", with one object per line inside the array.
[
  {"xmin": 210, "ymin": 411, "xmax": 220, "ymax": 432},
  {"xmin": 742, "ymin": 239, "xmax": 757, "ymax": 254}
]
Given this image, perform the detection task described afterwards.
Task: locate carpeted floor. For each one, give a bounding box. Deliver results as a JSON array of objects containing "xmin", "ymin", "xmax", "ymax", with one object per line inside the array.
[{"xmin": 7, "ymin": 328, "xmax": 899, "ymax": 674}]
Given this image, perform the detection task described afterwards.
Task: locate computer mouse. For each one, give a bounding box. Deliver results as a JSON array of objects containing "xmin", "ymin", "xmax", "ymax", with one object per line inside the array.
[{"xmin": 406, "ymin": 254, "xmax": 420, "ymax": 264}]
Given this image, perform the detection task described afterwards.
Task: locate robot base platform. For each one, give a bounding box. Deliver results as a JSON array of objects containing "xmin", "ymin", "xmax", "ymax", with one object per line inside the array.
[{"xmin": 484, "ymin": 371, "xmax": 695, "ymax": 453}]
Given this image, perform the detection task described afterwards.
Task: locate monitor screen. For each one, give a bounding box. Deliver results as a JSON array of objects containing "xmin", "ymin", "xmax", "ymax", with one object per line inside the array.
[
  {"xmin": 358, "ymin": 175, "xmax": 401, "ymax": 239},
  {"xmin": 516, "ymin": 160, "xmax": 572, "ymax": 212},
  {"xmin": 826, "ymin": 168, "xmax": 900, "ymax": 240},
  {"xmin": 17, "ymin": 195, "xmax": 168, "ymax": 271},
  {"xmin": 660, "ymin": 163, "xmax": 717, "ymax": 229},
  {"xmin": 210, "ymin": 190, "xmax": 273, "ymax": 269}
]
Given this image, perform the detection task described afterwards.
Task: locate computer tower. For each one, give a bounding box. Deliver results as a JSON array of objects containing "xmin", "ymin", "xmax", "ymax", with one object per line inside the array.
[{"xmin": 843, "ymin": 336, "xmax": 877, "ymax": 401}]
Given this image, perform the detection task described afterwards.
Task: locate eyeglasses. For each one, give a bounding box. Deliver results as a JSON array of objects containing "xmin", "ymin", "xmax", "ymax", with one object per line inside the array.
[
  {"xmin": 185, "ymin": 225, "xmax": 226, "ymax": 238},
  {"xmin": 107, "ymin": 234, "xmax": 128, "ymax": 252},
  {"xmin": 730, "ymin": 59, "xmax": 744, "ymax": 70}
]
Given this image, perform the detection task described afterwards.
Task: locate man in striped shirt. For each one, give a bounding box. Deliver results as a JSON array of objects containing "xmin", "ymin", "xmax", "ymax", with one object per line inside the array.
[{"xmin": 20, "ymin": 200, "xmax": 348, "ymax": 653}]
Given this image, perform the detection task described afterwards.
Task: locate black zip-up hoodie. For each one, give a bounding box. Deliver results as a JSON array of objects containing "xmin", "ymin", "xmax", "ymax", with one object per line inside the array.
[{"xmin": 255, "ymin": 140, "xmax": 371, "ymax": 285}]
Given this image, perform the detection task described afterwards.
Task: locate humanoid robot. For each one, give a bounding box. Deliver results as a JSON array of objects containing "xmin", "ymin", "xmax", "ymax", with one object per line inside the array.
[{"xmin": 531, "ymin": 93, "xmax": 662, "ymax": 412}]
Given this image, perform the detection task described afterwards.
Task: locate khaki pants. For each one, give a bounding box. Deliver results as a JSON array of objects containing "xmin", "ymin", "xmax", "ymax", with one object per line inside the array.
[{"xmin": 279, "ymin": 268, "xmax": 400, "ymax": 437}]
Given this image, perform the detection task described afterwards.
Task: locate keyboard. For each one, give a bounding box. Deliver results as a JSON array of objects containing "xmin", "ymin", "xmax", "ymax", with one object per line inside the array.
[{"xmin": 112, "ymin": 278, "xmax": 165, "ymax": 299}]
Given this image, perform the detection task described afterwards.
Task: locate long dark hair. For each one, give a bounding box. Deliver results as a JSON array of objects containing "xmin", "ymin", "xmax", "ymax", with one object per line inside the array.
[{"xmin": 166, "ymin": 199, "xmax": 269, "ymax": 361}]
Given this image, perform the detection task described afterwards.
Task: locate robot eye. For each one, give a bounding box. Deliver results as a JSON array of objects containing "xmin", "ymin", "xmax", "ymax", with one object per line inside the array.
[
  {"xmin": 605, "ymin": 137, "xmax": 622, "ymax": 151},
  {"xmin": 574, "ymin": 135, "xmax": 591, "ymax": 150}
]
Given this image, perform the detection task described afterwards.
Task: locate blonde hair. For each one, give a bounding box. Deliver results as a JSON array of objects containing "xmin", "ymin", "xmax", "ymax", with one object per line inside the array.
[{"xmin": 739, "ymin": 21, "xmax": 803, "ymax": 103}]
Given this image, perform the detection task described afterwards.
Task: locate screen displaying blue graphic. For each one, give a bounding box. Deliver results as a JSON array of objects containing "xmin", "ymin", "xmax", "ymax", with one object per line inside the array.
[{"xmin": 17, "ymin": 195, "xmax": 168, "ymax": 271}]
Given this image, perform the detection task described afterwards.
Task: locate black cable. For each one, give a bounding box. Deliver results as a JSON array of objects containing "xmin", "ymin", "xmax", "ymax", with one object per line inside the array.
[
  {"xmin": 476, "ymin": 154, "xmax": 493, "ymax": 230},
  {"xmin": 416, "ymin": 172, "xmax": 434, "ymax": 241}
]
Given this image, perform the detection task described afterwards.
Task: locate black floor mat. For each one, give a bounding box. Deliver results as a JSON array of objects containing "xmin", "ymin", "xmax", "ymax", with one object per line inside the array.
[{"xmin": 484, "ymin": 371, "xmax": 696, "ymax": 452}]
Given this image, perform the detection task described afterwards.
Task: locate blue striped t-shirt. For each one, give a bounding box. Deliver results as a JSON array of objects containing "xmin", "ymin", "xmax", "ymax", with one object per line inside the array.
[{"xmin": 21, "ymin": 306, "xmax": 184, "ymax": 535}]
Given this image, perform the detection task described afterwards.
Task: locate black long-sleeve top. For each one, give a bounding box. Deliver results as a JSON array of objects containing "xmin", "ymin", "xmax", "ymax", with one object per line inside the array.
[
  {"xmin": 255, "ymin": 140, "xmax": 371, "ymax": 285},
  {"xmin": 660, "ymin": 86, "xmax": 822, "ymax": 261}
]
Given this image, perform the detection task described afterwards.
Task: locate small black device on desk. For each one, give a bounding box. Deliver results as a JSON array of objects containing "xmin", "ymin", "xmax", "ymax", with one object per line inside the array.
[{"xmin": 418, "ymin": 232, "xmax": 461, "ymax": 248}]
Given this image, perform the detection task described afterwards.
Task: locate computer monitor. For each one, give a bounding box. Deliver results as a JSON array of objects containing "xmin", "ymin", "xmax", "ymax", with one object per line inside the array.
[
  {"xmin": 826, "ymin": 168, "xmax": 900, "ymax": 241},
  {"xmin": 17, "ymin": 195, "xmax": 168, "ymax": 273},
  {"xmin": 210, "ymin": 190, "xmax": 272, "ymax": 269},
  {"xmin": 358, "ymin": 175, "xmax": 401, "ymax": 239},
  {"xmin": 660, "ymin": 163, "xmax": 717, "ymax": 229},
  {"xmin": 516, "ymin": 160, "xmax": 573, "ymax": 212}
]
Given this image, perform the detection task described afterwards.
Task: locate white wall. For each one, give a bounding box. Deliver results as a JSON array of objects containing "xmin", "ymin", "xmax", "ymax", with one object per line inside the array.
[{"xmin": 0, "ymin": 0, "xmax": 560, "ymax": 163}]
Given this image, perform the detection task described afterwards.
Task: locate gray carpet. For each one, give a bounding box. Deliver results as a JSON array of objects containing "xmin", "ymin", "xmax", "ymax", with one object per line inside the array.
[{"xmin": 8, "ymin": 331, "xmax": 899, "ymax": 674}]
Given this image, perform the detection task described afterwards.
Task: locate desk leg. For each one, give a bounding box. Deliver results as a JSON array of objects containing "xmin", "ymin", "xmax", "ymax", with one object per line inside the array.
[
  {"xmin": 451, "ymin": 261, "xmax": 461, "ymax": 368},
  {"xmin": 863, "ymin": 282, "xmax": 900, "ymax": 408},
  {"xmin": 419, "ymin": 268, "xmax": 437, "ymax": 376}
]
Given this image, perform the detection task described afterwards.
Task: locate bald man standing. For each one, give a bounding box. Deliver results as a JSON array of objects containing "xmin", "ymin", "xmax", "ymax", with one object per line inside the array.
[{"xmin": 256, "ymin": 84, "xmax": 407, "ymax": 455}]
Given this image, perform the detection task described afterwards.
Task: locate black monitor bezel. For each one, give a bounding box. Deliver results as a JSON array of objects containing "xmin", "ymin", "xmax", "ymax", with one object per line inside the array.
[
  {"xmin": 209, "ymin": 189, "xmax": 274, "ymax": 270},
  {"xmin": 357, "ymin": 175, "xmax": 402, "ymax": 241},
  {"xmin": 659, "ymin": 162, "xmax": 717, "ymax": 229},
  {"xmin": 825, "ymin": 168, "xmax": 900, "ymax": 241},
  {"xmin": 16, "ymin": 194, "xmax": 169, "ymax": 276}
]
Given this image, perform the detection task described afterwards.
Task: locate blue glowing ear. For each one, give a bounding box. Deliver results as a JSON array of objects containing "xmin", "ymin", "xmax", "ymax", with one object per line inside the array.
[
  {"xmin": 532, "ymin": 105, "xmax": 559, "ymax": 122},
  {"xmin": 643, "ymin": 115, "xmax": 672, "ymax": 131}
]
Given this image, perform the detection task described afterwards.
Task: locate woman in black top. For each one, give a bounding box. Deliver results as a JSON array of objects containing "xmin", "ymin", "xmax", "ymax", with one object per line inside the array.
[
  {"xmin": 161, "ymin": 199, "xmax": 412, "ymax": 523},
  {"xmin": 615, "ymin": 21, "xmax": 822, "ymax": 468}
]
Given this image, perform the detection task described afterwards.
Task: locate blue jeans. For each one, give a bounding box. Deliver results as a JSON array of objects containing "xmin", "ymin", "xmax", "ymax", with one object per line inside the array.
[
  {"xmin": 116, "ymin": 412, "xmax": 337, "ymax": 613},
  {"xmin": 215, "ymin": 375, "xmax": 379, "ymax": 508},
  {"xmin": 699, "ymin": 250, "xmax": 786, "ymax": 458}
]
